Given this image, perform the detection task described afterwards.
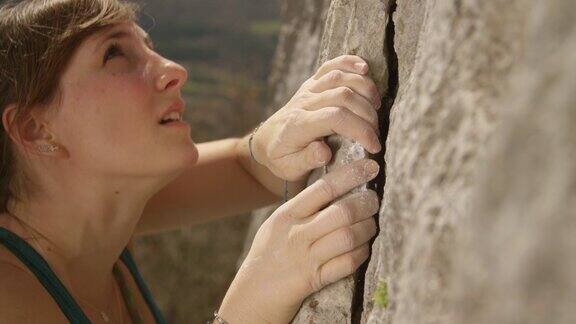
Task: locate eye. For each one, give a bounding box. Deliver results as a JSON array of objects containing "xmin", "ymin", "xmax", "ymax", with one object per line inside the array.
[{"xmin": 103, "ymin": 42, "xmax": 124, "ymax": 63}]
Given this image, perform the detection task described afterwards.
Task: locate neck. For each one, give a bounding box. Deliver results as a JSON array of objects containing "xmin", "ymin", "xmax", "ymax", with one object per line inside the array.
[{"xmin": 5, "ymin": 172, "xmax": 171, "ymax": 305}]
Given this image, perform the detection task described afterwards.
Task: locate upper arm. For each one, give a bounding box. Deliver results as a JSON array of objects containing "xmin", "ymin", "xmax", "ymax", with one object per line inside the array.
[
  {"xmin": 136, "ymin": 138, "xmax": 279, "ymax": 236},
  {"xmin": 0, "ymin": 261, "xmax": 66, "ymax": 323}
]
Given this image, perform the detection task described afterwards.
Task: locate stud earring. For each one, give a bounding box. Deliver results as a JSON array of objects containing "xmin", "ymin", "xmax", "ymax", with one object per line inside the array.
[{"xmin": 37, "ymin": 143, "xmax": 59, "ymax": 153}]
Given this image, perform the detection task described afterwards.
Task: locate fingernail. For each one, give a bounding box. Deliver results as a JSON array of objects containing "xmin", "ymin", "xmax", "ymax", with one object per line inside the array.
[
  {"xmin": 372, "ymin": 141, "xmax": 382, "ymax": 154},
  {"xmin": 314, "ymin": 150, "xmax": 326, "ymax": 165},
  {"xmin": 365, "ymin": 160, "xmax": 380, "ymax": 176},
  {"xmin": 369, "ymin": 134, "xmax": 382, "ymax": 153}
]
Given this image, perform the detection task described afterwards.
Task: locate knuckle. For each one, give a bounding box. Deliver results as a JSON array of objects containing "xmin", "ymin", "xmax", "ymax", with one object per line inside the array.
[
  {"xmin": 269, "ymin": 209, "xmax": 291, "ymax": 228},
  {"xmin": 340, "ymin": 227, "xmax": 356, "ymax": 250},
  {"xmin": 285, "ymin": 110, "xmax": 302, "ymax": 125},
  {"xmin": 310, "ymin": 267, "xmax": 324, "ymax": 293},
  {"xmin": 287, "ymin": 226, "xmax": 304, "ymax": 247},
  {"xmin": 273, "ymin": 205, "xmax": 289, "ymax": 219},
  {"xmin": 327, "ymin": 70, "xmax": 344, "ymax": 84},
  {"xmin": 338, "ymin": 86, "xmax": 355, "ymax": 102},
  {"xmin": 328, "ymin": 106, "xmax": 348, "ymax": 128},
  {"xmin": 317, "ymin": 178, "xmax": 336, "ymax": 201},
  {"xmin": 301, "ymin": 78, "xmax": 315, "ymax": 89},
  {"xmin": 297, "ymin": 90, "xmax": 315, "ymax": 103},
  {"xmin": 345, "ymin": 254, "xmax": 359, "ymax": 274},
  {"xmin": 333, "ymin": 203, "xmax": 354, "ymax": 226}
]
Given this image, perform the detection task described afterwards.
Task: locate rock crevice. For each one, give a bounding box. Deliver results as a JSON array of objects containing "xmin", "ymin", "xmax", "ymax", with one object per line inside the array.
[
  {"xmin": 245, "ymin": 1, "xmax": 576, "ymax": 323},
  {"xmin": 352, "ymin": 1, "xmax": 398, "ymax": 323}
]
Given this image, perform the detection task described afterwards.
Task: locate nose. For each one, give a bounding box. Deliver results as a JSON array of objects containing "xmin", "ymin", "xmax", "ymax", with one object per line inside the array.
[{"xmin": 155, "ymin": 58, "xmax": 188, "ymax": 92}]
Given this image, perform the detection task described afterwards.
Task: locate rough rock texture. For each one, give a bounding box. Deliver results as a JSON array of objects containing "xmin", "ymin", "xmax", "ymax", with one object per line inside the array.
[
  {"xmin": 239, "ymin": 0, "xmax": 332, "ymax": 266},
  {"xmin": 291, "ymin": 0, "xmax": 392, "ymax": 323},
  {"xmin": 243, "ymin": 0, "xmax": 576, "ymax": 323},
  {"xmin": 451, "ymin": 1, "xmax": 576, "ymax": 323},
  {"xmin": 363, "ymin": 1, "xmax": 528, "ymax": 323}
]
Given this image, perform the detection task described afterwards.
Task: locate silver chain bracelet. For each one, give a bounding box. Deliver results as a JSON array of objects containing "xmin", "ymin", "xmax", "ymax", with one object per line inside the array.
[
  {"xmin": 248, "ymin": 122, "xmax": 290, "ymax": 203},
  {"xmin": 248, "ymin": 121, "xmax": 264, "ymax": 165}
]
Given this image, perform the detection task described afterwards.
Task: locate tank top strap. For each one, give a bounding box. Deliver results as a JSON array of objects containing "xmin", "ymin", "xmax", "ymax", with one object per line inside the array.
[
  {"xmin": 0, "ymin": 227, "xmax": 90, "ymax": 323},
  {"xmin": 0, "ymin": 226, "xmax": 167, "ymax": 324},
  {"xmin": 119, "ymin": 248, "xmax": 167, "ymax": 324}
]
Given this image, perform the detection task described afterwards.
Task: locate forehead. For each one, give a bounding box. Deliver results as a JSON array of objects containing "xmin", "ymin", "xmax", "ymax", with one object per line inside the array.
[
  {"xmin": 88, "ymin": 21, "xmax": 153, "ymax": 52},
  {"xmin": 61, "ymin": 21, "xmax": 153, "ymax": 82}
]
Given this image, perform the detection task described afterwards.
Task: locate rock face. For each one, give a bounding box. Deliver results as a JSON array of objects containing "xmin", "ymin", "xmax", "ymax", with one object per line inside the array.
[
  {"xmin": 362, "ymin": 1, "xmax": 528, "ymax": 323},
  {"xmin": 291, "ymin": 1, "xmax": 392, "ymax": 323},
  {"xmin": 450, "ymin": 1, "xmax": 576, "ymax": 323},
  {"xmin": 244, "ymin": 0, "xmax": 576, "ymax": 323},
  {"xmin": 238, "ymin": 0, "xmax": 332, "ymax": 269}
]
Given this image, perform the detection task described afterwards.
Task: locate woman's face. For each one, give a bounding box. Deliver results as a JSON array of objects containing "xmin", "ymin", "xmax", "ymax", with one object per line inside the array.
[{"xmin": 51, "ymin": 20, "xmax": 198, "ymax": 179}]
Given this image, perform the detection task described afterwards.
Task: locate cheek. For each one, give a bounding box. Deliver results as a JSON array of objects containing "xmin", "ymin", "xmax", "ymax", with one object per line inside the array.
[{"xmin": 60, "ymin": 74, "xmax": 156, "ymax": 154}]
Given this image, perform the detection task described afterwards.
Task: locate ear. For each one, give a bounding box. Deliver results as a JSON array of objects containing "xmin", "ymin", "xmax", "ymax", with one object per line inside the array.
[{"xmin": 2, "ymin": 104, "xmax": 65, "ymax": 157}]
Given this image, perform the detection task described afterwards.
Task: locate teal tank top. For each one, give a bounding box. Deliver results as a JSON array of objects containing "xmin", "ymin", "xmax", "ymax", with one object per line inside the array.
[{"xmin": 0, "ymin": 227, "xmax": 167, "ymax": 324}]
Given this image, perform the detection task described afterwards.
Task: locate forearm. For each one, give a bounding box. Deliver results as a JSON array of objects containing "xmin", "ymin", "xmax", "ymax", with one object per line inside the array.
[{"xmin": 137, "ymin": 138, "xmax": 283, "ymax": 236}]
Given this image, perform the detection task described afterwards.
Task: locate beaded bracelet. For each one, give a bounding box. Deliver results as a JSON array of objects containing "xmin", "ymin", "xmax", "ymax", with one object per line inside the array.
[{"xmin": 248, "ymin": 122, "xmax": 290, "ymax": 203}]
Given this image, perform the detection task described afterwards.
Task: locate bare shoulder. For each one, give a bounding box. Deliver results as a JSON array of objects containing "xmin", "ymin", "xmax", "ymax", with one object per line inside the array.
[{"xmin": 0, "ymin": 257, "xmax": 68, "ymax": 323}]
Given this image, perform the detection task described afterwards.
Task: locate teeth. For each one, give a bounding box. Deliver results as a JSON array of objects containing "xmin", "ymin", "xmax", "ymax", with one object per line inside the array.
[{"xmin": 161, "ymin": 111, "xmax": 181, "ymax": 123}]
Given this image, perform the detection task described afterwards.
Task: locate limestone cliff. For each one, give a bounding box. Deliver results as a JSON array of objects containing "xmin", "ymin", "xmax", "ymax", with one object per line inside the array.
[{"xmin": 244, "ymin": 0, "xmax": 576, "ymax": 323}]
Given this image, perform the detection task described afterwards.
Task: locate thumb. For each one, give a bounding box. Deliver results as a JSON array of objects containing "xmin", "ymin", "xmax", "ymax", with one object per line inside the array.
[{"xmin": 280, "ymin": 140, "xmax": 332, "ymax": 180}]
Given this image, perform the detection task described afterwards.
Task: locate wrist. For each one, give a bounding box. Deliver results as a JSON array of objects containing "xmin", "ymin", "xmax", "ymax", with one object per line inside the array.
[
  {"xmin": 217, "ymin": 267, "xmax": 303, "ymax": 324},
  {"xmin": 235, "ymin": 134, "xmax": 283, "ymax": 200},
  {"xmin": 248, "ymin": 121, "xmax": 266, "ymax": 166},
  {"xmin": 217, "ymin": 281, "xmax": 271, "ymax": 324},
  {"xmin": 235, "ymin": 128, "xmax": 309, "ymax": 201}
]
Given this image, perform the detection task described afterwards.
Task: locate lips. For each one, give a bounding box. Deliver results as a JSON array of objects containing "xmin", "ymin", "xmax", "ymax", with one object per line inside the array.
[{"xmin": 159, "ymin": 98, "xmax": 186, "ymax": 124}]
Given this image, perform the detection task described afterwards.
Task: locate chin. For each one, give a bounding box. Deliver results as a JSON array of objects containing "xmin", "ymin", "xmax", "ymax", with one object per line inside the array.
[
  {"xmin": 175, "ymin": 141, "xmax": 200, "ymax": 170},
  {"xmin": 183, "ymin": 142, "xmax": 200, "ymax": 167},
  {"xmin": 150, "ymin": 140, "xmax": 199, "ymax": 179}
]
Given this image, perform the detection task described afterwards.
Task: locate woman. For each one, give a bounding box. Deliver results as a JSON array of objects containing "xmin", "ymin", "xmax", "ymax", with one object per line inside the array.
[{"xmin": 0, "ymin": 0, "xmax": 382, "ymax": 323}]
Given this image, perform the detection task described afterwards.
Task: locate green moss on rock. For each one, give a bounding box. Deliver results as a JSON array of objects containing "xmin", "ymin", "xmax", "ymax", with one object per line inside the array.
[{"xmin": 374, "ymin": 279, "xmax": 389, "ymax": 309}]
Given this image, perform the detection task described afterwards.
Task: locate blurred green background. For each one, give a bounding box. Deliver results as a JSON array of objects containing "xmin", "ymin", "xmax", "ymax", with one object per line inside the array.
[{"xmin": 132, "ymin": 1, "xmax": 282, "ymax": 323}]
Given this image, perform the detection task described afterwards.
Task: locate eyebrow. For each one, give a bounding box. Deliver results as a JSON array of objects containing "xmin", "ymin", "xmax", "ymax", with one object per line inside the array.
[{"xmin": 94, "ymin": 28, "xmax": 155, "ymax": 54}]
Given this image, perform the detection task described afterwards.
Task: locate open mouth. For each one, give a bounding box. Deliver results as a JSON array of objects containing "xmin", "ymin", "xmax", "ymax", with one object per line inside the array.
[{"xmin": 159, "ymin": 111, "xmax": 182, "ymax": 125}]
